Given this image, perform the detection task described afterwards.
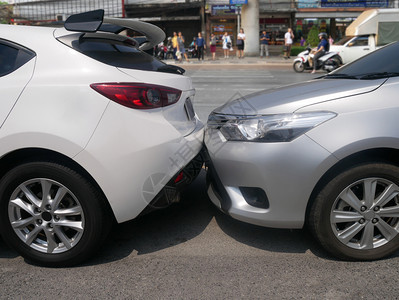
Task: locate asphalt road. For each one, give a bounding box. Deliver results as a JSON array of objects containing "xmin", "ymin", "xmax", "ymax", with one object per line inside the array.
[{"xmin": 1, "ymin": 65, "xmax": 399, "ymax": 299}]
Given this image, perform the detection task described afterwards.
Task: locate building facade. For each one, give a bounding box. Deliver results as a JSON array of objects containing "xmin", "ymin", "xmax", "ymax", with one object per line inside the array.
[{"xmin": 7, "ymin": 0, "xmax": 399, "ymax": 54}]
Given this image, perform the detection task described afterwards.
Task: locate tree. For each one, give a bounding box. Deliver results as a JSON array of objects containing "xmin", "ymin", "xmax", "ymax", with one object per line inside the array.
[
  {"xmin": 0, "ymin": 2, "xmax": 12, "ymax": 24},
  {"xmin": 307, "ymin": 26, "xmax": 319, "ymax": 47}
]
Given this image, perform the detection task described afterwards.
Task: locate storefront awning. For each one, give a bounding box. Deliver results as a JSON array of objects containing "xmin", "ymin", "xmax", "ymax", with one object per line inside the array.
[
  {"xmin": 295, "ymin": 11, "xmax": 362, "ymax": 18},
  {"xmin": 130, "ymin": 16, "xmax": 200, "ymax": 22}
]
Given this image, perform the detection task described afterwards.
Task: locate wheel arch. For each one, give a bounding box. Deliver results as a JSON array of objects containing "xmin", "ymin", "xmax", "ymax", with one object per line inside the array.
[
  {"xmin": 0, "ymin": 147, "xmax": 116, "ymax": 222},
  {"xmin": 305, "ymin": 147, "xmax": 399, "ymax": 226}
]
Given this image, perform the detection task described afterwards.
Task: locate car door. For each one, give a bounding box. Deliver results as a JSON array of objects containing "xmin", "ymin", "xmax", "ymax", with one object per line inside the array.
[
  {"xmin": 343, "ymin": 35, "xmax": 371, "ymax": 63},
  {"xmin": 0, "ymin": 39, "xmax": 36, "ymax": 128}
]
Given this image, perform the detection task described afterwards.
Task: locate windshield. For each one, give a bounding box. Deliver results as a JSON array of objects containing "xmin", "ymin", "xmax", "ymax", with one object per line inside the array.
[
  {"xmin": 334, "ymin": 36, "xmax": 353, "ymax": 45},
  {"xmin": 325, "ymin": 41, "xmax": 399, "ymax": 80}
]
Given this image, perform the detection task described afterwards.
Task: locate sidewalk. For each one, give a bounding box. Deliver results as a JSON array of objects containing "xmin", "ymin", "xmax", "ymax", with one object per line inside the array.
[{"xmin": 166, "ymin": 55, "xmax": 294, "ymax": 66}]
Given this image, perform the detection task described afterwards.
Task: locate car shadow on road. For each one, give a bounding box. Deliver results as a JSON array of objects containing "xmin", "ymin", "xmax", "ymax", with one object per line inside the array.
[
  {"xmin": 86, "ymin": 170, "xmax": 215, "ymax": 265},
  {"xmin": 0, "ymin": 170, "xmax": 335, "ymax": 265},
  {"xmin": 6, "ymin": 170, "xmax": 396, "ymax": 265},
  {"xmin": 89, "ymin": 170, "xmax": 335, "ymax": 266}
]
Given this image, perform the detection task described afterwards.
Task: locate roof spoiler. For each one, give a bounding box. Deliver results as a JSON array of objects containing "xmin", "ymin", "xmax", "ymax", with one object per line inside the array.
[{"xmin": 64, "ymin": 10, "xmax": 165, "ymax": 50}]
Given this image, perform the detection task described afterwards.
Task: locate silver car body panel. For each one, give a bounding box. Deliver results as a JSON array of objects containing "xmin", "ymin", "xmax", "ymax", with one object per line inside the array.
[
  {"xmin": 206, "ymin": 77, "xmax": 399, "ymax": 229},
  {"xmin": 212, "ymin": 79, "xmax": 385, "ymax": 115}
]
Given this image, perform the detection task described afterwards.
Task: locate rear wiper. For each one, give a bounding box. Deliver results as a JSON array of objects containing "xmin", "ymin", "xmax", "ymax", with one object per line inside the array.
[
  {"xmin": 358, "ymin": 72, "xmax": 399, "ymax": 79},
  {"xmin": 157, "ymin": 64, "xmax": 185, "ymax": 75},
  {"xmin": 324, "ymin": 73, "xmax": 358, "ymax": 79}
]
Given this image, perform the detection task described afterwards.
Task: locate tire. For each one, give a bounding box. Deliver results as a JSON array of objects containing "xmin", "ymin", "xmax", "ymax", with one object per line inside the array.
[
  {"xmin": 293, "ymin": 61, "xmax": 304, "ymax": 73},
  {"xmin": 309, "ymin": 163, "xmax": 399, "ymax": 260},
  {"xmin": 0, "ymin": 161, "xmax": 111, "ymax": 267}
]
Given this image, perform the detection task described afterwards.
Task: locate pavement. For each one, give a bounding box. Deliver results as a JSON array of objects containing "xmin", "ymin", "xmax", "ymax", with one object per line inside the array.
[{"xmin": 166, "ymin": 55, "xmax": 294, "ymax": 66}]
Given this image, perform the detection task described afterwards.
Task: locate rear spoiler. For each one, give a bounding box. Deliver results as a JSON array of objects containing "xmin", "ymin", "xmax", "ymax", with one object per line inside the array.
[{"xmin": 64, "ymin": 9, "xmax": 165, "ymax": 51}]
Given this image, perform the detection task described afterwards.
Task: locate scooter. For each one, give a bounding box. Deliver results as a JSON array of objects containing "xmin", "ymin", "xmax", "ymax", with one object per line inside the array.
[{"xmin": 293, "ymin": 46, "xmax": 342, "ymax": 73}]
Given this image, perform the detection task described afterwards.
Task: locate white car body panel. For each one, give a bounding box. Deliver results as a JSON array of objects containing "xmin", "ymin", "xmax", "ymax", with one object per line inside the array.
[
  {"xmin": 0, "ymin": 59, "xmax": 35, "ymax": 128},
  {"xmin": 0, "ymin": 24, "xmax": 204, "ymax": 223}
]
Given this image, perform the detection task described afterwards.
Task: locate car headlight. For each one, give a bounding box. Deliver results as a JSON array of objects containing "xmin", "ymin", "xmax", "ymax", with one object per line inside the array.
[{"xmin": 207, "ymin": 111, "xmax": 337, "ymax": 143}]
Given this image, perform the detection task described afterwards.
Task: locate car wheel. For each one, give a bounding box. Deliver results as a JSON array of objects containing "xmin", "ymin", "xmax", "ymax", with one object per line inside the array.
[
  {"xmin": 0, "ymin": 161, "xmax": 111, "ymax": 267},
  {"xmin": 293, "ymin": 61, "xmax": 304, "ymax": 73},
  {"xmin": 309, "ymin": 163, "xmax": 399, "ymax": 260}
]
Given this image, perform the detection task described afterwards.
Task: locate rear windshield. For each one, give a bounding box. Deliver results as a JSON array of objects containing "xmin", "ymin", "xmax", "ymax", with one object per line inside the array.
[{"xmin": 59, "ymin": 34, "xmax": 165, "ymax": 71}]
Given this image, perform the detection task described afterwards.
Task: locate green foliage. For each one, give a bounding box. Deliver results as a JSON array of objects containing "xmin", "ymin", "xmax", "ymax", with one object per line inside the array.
[
  {"xmin": 307, "ymin": 26, "xmax": 320, "ymax": 47},
  {"xmin": 0, "ymin": 2, "xmax": 12, "ymax": 24},
  {"xmin": 290, "ymin": 46, "xmax": 306, "ymax": 57}
]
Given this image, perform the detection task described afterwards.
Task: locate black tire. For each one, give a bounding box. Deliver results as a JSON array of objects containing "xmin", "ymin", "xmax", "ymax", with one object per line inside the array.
[
  {"xmin": 308, "ymin": 163, "xmax": 399, "ymax": 261},
  {"xmin": 293, "ymin": 61, "xmax": 304, "ymax": 73},
  {"xmin": 0, "ymin": 161, "xmax": 111, "ymax": 267}
]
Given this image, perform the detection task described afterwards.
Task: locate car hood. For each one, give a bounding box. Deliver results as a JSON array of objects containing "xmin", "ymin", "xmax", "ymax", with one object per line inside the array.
[{"xmin": 212, "ymin": 78, "xmax": 385, "ymax": 115}]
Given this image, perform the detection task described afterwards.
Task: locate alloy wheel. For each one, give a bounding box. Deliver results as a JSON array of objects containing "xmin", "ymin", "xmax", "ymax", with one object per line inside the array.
[
  {"xmin": 330, "ymin": 177, "xmax": 399, "ymax": 250},
  {"xmin": 8, "ymin": 178, "xmax": 85, "ymax": 254}
]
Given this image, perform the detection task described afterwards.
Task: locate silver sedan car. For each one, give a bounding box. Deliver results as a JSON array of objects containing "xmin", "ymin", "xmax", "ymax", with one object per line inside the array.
[{"xmin": 205, "ymin": 41, "xmax": 399, "ymax": 261}]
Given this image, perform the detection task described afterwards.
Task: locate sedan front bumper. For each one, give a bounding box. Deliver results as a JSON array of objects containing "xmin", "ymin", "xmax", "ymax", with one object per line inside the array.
[{"xmin": 205, "ymin": 130, "xmax": 338, "ymax": 229}]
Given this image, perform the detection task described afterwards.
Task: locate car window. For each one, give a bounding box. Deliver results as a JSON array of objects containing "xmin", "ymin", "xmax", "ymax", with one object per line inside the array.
[
  {"xmin": 348, "ymin": 36, "xmax": 369, "ymax": 47},
  {"xmin": 335, "ymin": 36, "xmax": 353, "ymax": 46},
  {"xmin": 329, "ymin": 41, "xmax": 399, "ymax": 79},
  {"xmin": 0, "ymin": 40, "xmax": 36, "ymax": 77},
  {"xmin": 59, "ymin": 34, "xmax": 165, "ymax": 71}
]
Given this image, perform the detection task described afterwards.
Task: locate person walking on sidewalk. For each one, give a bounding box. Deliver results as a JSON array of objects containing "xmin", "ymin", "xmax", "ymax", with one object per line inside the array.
[
  {"xmin": 177, "ymin": 32, "xmax": 189, "ymax": 62},
  {"xmin": 284, "ymin": 28, "xmax": 294, "ymax": 59},
  {"xmin": 172, "ymin": 31, "xmax": 178, "ymax": 60},
  {"xmin": 237, "ymin": 28, "xmax": 246, "ymax": 59},
  {"xmin": 260, "ymin": 30, "xmax": 270, "ymax": 58},
  {"xmin": 210, "ymin": 33, "xmax": 217, "ymax": 60},
  {"xmin": 222, "ymin": 32, "xmax": 232, "ymax": 59},
  {"xmin": 196, "ymin": 32, "xmax": 206, "ymax": 61}
]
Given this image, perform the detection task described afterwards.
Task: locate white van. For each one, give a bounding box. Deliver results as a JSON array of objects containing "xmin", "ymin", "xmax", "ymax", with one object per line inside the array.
[{"xmin": 330, "ymin": 9, "xmax": 399, "ymax": 64}]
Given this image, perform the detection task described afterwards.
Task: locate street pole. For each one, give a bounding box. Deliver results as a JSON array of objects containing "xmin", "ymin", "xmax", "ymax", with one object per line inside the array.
[{"xmin": 236, "ymin": 6, "xmax": 241, "ymax": 34}]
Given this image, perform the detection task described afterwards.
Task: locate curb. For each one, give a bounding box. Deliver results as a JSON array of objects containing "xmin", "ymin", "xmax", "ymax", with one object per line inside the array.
[{"xmin": 165, "ymin": 56, "xmax": 294, "ymax": 66}]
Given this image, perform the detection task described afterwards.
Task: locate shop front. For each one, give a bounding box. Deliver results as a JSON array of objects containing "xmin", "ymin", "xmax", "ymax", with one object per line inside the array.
[
  {"xmin": 259, "ymin": 17, "xmax": 290, "ymax": 45},
  {"xmin": 295, "ymin": 0, "xmax": 390, "ymax": 44},
  {"xmin": 207, "ymin": 4, "xmax": 238, "ymax": 45}
]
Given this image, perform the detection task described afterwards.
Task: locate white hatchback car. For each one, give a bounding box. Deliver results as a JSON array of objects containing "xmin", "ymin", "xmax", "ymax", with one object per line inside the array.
[{"xmin": 0, "ymin": 10, "xmax": 204, "ymax": 267}]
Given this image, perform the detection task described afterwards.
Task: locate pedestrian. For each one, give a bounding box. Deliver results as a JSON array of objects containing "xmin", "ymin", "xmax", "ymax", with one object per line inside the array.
[
  {"xmin": 222, "ymin": 32, "xmax": 231, "ymax": 59},
  {"xmin": 284, "ymin": 28, "xmax": 294, "ymax": 59},
  {"xmin": 177, "ymin": 31, "xmax": 189, "ymax": 63},
  {"xmin": 260, "ymin": 30, "xmax": 270, "ymax": 58},
  {"xmin": 237, "ymin": 28, "xmax": 245, "ymax": 59},
  {"xmin": 172, "ymin": 32, "xmax": 178, "ymax": 60},
  {"xmin": 300, "ymin": 36, "xmax": 306, "ymax": 47},
  {"xmin": 196, "ymin": 32, "xmax": 206, "ymax": 61},
  {"xmin": 328, "ymin": 35, "xmax": 334, "ymax": 45},
  {"xmin": 210, "ymin": 33, "xmax": 217, "ymax": 60}
]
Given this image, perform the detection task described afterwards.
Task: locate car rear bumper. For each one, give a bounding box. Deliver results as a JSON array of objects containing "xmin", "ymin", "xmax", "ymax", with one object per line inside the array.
[{"xmin": 74, "ymin": 100, "xmax": 205, "ymax": 223}]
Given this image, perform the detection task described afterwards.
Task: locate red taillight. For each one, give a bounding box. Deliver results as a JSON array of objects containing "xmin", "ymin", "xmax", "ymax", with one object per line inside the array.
[
  {"xmin": 174, "ymin": 171, "xmax": 184, "ymax": 183},
  {"xmin": 90, "ymin": 83, "xmax": 182, "ymax": 109}
]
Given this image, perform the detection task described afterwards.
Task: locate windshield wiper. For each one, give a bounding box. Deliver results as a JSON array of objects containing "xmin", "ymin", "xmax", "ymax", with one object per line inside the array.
[
  {"xmin": 157, "ymin": 65, "xmax": 185, "ymax": 75},
  {"xmin": 324, "ymin": 73, "xmax": 358, "ymax": 79},
  {"xmin": 358, "ymin": 72, "xmax": 399, "ymax": 79}
]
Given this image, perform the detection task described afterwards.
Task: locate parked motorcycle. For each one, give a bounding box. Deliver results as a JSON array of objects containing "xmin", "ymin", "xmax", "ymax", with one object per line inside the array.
[
  {"xmin": 154, "ymin": 43, "xmax": 166, "ymax": 60},
  {"xmin": 165, "ymin": 39, "xmax": 174, "ymax": 60},
  {"xmin": 187, "ymin": 44, "xmax": 198, "ymax": 58},
  {"xmin": 293, "ymin": 46, "xmax": 342, "ymax": 73}
]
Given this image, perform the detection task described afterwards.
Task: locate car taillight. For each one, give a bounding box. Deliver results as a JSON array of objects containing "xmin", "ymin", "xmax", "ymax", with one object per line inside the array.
[{"xmin": 90, "ymin": 83, "xmax": 182, "ymax": 109}]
